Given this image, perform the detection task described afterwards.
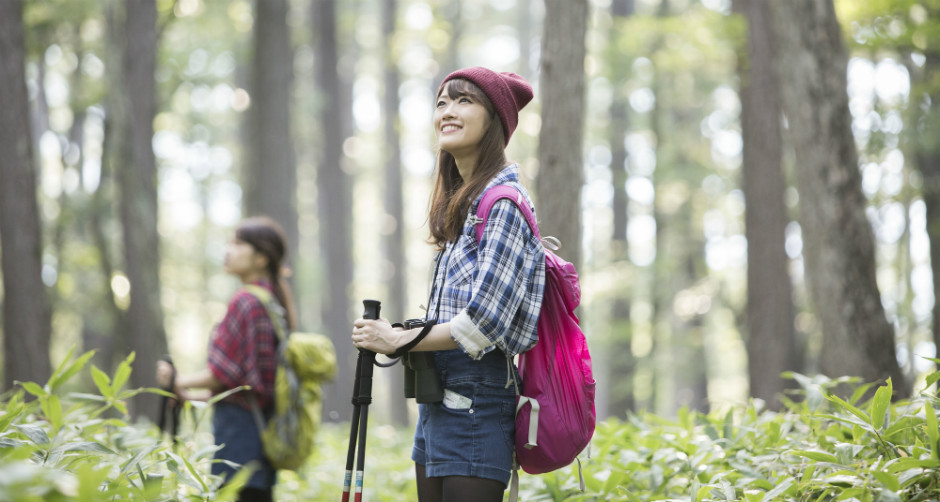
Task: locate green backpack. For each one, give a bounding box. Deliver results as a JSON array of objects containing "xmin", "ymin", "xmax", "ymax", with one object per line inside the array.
[{"xmin": 244, "ymin": 285, "xmax": 337, "ymax": 470}]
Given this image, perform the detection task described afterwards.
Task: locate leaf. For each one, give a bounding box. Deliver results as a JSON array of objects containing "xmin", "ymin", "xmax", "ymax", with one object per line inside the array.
[
  {"xmin": 55, "ymin": 441, "xmax": 116, "ymax": 455},
  {"xmin": 870, "ymin": 381, "xmax": 891, "ymax": 431},
  {"xmin": 67, "ymin": 392, "xmax": 108, "ymax": 403},
  {"xmin": 824, "ymin": 474, "xmax": 860, "ymax": 488},
  {"xmin": 111, "ymin": 353, "xmax": 135, "ymax": 394},
  {"xmin": 45, "ymin": 345, "xmax": 76, "ymax": 391},
  {"xmin": 871, "ymin": 469, "xmax": 900, "ymax": 492},
  {"xmin": 41, "ymin": 394, "xmax": 63, "ymax": 433},
  {"xmin": 121, "ymin": 442, "xmax": 160, "ymax": 475},
  {"xmin": 168, "ymin": 451, "xmax": 208, "ymax": 492},
  {"xmin": 824, "ymin": 393, "xmax": 872, "ymax": 428},
  {"xmin": 90, "ymin": 365, "xmax": 112, "ymax": 399},
  {"xmin": 787, "ymin": 449, "xmax": 839, "ymax": 464},
  {"xmin": 15, "ymin": 423, "xmax": 51, "ymax": 446},
  {"xmin": 816, "ymin": 413, "xmax": 877, "ymax": 434},
  {"xmin": 720, "ymin": 478, "xmax": 735, "ymax": 500},
  {"xmin": 167, "ymin": 455, "xmax": 206, "ymax": 492},
  {"xmin": 885, "ymin": 457, "xmax": 940, "ymax": 473},
  {"xmin": 48, "ymin": 348, "xmax": 96, "ymax": 392},
  {"xmin": 923, "ymin": 370, "xmax": 940, "ymax": 392},
  {"xmin": 925, "ymin": 402, "xmax": 938, "ymax": 461},
  {"xmin": 207, "ymin": 385, "xmax": 250, "ymax": 405},
  {"xmin": 761, "ymin": 477, "xmax": 794, "ymax": 502},
  {"xmin": 215, "ymin": 466, "xmax": 255, "ymax": 502},
  {"xmin": 17, "ymin": 381, "xmax": 48, "ymax": 398},
  {"xmin": 144, "ymin": 387, "xmax": 177, "ymax": 399}
]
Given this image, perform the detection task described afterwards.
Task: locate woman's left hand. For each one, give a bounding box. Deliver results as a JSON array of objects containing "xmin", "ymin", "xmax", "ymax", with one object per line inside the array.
[{"xmin": 351, "ymin": 318, "xmax": 401, "ymax": 355}]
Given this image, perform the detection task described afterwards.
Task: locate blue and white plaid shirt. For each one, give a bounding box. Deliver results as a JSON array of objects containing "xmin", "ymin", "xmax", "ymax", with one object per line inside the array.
[{"xmin": 427, "ymin": 164, "xmax": 546, "ymax": 359}]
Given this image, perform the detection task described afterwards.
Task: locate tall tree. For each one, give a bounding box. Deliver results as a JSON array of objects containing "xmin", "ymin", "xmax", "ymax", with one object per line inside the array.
[
  {"xmin": 912, "ymin": 55, "xmax": 940, "ymax": 378},
  {"xmin": 0, "ymin": 0, "xmax": 53, "ymax": 389},
  {"xmin": 118, "ymin": 0, "xmax": 168, "ymax": 418},
  {"xmin": 381, "ymin": 0, "xmax": 408, "ymax": 426},
  {"xmin": 606, "ymin": 0, "xmax": 636, "ymax": 418},
  {"xmin": 537, "ymin": 0, "xmax": 589, "ymax": 270},
  {"xmin": 312, "ymin": 0, "xmax": 355, "ymax": 420},
  {"xmin": 246, "ymin": 0, "xmax": 298, "ymax": 259},
  {"xmin": 770, "ymin": 0, "xmax": 908, "ymax": 397},
  {"xmin": 732, "ymin": 0, "xmax": 800, "ymax": 409}
]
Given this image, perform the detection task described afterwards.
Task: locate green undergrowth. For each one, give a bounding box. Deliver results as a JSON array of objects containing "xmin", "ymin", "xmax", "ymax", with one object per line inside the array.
[{"xmin": 1, "ymin": 349, "xmax": 939, "ymax": 501}]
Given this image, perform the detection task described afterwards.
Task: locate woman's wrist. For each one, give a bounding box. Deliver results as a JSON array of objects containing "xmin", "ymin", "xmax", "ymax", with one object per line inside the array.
[{"xmin": 393, "ymin": 328, "xmax": 418, "ymax": 353}]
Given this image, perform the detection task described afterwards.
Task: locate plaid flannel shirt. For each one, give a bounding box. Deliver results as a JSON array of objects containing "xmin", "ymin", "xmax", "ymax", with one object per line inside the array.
[
  {"xmin": 207, "ymin": 280, "xmax": 278, "ymax": 410},
  {"xmin": 428, "ymin": 164, "xmax": 546, "ymax": 360}
]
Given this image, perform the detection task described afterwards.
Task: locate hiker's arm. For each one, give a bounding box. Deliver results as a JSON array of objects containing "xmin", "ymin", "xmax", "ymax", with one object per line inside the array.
[
  {"xmin": 173, "ymin": 368, "xmax": 222, "ymax": 401},
  {"xmin": 352, "ymin": 319, "xmax": 458, "ymax": 355}
]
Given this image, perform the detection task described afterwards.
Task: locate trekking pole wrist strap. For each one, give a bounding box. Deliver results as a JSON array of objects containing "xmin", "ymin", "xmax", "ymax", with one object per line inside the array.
[{"xmin": 391, "ymin": 319, "xmax": 437, "ymax": 358}]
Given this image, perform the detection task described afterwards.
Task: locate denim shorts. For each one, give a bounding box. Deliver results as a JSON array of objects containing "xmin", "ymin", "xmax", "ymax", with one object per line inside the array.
[
  {"xmin": 412, "ymin": 349, "xmax": 518, "ymax": 486},
  {"xmin": 212, "ymin": 402, "xmax": 277, "ymax": 491}
]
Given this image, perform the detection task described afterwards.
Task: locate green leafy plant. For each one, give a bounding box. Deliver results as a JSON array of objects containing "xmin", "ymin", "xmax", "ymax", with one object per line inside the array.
[
  {"xmin": 0, "ymin": 348, "xmax": 245, "ymax": 502},
  {"xmin": 3, "ymin": 351, "xmax": 939, "ymax": 501}
]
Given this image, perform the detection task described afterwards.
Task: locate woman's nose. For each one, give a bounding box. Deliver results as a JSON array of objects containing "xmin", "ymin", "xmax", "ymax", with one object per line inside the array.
[{"xmin": 440, "ymin": 102, "xmax": 456, "ymax": 119}]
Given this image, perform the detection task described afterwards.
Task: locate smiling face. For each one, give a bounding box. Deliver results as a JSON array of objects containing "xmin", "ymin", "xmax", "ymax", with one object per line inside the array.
[{"xmin": 433, "ymin": 80, "xmax": 493, "ymax": 179}]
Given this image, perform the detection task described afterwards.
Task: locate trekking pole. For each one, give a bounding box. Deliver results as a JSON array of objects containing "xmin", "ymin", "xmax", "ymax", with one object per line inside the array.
[
  {"xmin": 342, "ymin": 299, "xmax": 380, "ymax": 502},
  {"xmin": 158, "ymin": 355, "xmax": 180, "ymax": 449}
]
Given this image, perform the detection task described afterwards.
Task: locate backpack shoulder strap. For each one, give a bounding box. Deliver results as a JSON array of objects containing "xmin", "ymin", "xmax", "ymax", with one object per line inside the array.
[
  {"xmin": 242, "ymin": 284, "xmax": 288, "ymax": 343},
  {"xmin": 475, "ymin": 185, "xmax": 540, "ymax": 243}
]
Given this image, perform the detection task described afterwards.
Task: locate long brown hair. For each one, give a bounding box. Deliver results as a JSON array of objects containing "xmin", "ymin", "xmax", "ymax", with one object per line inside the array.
[
  {"xmin": 235, "ymin": 216, "xmax": 298, "ymax": 330},
  {"xmin": 428, "ymin": 78, "xmax": 509, "ymax": 247}
]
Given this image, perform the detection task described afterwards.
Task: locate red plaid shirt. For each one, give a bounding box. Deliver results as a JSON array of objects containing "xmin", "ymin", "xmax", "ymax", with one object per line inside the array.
[{"xmin": 208, "ymin": 280, "xmax": 279, "ymax": 410}]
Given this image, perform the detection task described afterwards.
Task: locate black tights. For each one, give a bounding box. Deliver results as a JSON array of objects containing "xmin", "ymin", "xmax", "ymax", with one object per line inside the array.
[
  {"xmin": 237, "ymin": 487, "xmax": 273, "ymax": 502},
  {"xmin": 415, "ymin": 464, "xmax": 506, "ymax": 502}
]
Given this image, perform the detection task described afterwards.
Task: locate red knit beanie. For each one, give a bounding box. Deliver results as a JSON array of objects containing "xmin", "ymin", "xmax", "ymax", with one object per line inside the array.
[{"xmin": 439, "ymin": 67, "xmax": 534, "ymax": 143}]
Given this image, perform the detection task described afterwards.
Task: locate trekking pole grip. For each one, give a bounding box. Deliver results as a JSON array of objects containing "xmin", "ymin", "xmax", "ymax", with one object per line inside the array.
[
  {"xmin": 362, "ymin": 299, "xmax": 381, "ymax": 321},
  {"xmin": 357, "ymin": 300, "xmax": 380, "ymax": 403}
]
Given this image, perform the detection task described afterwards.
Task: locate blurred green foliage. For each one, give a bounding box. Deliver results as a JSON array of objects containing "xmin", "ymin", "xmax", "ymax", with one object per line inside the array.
[{"xmin": 3, "ymin": 349, "xmax": 940, "ymax": 501}]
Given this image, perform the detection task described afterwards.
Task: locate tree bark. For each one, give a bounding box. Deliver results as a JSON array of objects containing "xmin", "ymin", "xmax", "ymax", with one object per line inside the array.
[
  {"xmin": 246, "ymin": 0, "xmax": 298, "ymax": 260},
  {"xmin": 537, "ymin": 0, "xmax": 589, "ymax": 270},
  {"xmin": 312, "ymin": 0, "xmax": 355, "ymax": 421},
  {"xmin": 606, "ymin": 0, "xmax": 636, "ymax": 418},
  {"xmin": 0, "ymin": 0, "xmax": 53, "ymax": 389},
  {"xmin": 770, "ymin": 0, "xmax": 907, "ymax": 397},
  {"xmin": 733, "ymin": 0, "xmax": 800, "ymax": 410},
  {"xmin": 118, "ymin": 0, "xmax": 168, "ymax": 418},
  {"xmin": 910, "ymin": 53, "xmax": 940, "ymax": 378},
  {"xmin": 381, "ymin": 0, "xmax": 408, "ymax": 426}
]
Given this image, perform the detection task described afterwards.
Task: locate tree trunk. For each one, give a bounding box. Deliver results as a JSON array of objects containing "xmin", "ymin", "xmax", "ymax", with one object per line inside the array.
[
  {"xmin": 312, "ymin": 0, "xmax": 355, "ymax": 421},
  {"xmin": 246, "ymin": 0, "xmax": 298, "ymax": 260},
  {"xmin": 119, "ymin": 0, "xmax": 168, "ymax": 419},
  {"xmin": 770, "ymin": 0, "xmax": 907, "ymax": 397},
  {"xmin": 606, "ymin": 0, "xmax": 636, "ymax": 418},
  {"xmin": 381, "ymin": 0, "xmax": 408, "ymax": 426},
  {"xmin": 733, "ymin": 0, "xmax": 800, "ymax": 410},
  {"xmin": 910, "ymin": 53, "xmax": 940, "ymax": 378},
  {"xmin": 517, "ymin": 0, "xmax": 533, "ymax": 77},
  {"xmin": 0, "ymin": 0, "xmax": 53, "ymax": 389},
  {"xmin": 537, "ymin": 0, "xmax": 589, "ymax": 270}
]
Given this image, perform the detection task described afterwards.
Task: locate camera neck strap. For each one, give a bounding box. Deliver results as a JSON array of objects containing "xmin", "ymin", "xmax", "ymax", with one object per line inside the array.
[{"xmin": 390, "ymin": 319, "xmax": 437, "ymax": 359}]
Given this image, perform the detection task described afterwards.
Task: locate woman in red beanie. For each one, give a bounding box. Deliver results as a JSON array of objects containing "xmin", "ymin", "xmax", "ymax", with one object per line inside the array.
[{"xmin": 352, "ymin": 67, "xmax": 546, "ymax": 501}]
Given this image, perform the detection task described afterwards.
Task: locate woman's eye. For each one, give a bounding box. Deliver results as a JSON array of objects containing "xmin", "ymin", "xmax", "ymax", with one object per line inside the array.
[{"xmin": 459, "ymin": 97, "xmax": 471, "ymax": 103}]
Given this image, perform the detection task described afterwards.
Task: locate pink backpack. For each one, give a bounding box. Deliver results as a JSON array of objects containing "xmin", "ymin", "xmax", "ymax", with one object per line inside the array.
[{"xmin": 475, "ymin": 185, "xmax": 597, "ymax": 476}]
